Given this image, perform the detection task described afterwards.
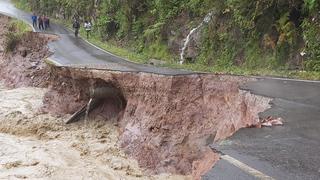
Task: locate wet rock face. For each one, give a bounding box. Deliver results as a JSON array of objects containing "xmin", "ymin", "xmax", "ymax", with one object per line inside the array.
[
  {"xmin": 44, "ymin": 68, "xmax": 270, "ymax": 179},
  {"xmin": 182, "ymin": 29, "xmax": 202, "ymax": 61}
]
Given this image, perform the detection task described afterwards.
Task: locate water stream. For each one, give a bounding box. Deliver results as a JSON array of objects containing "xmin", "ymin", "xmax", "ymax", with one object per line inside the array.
[{"xmin": 180, "ymin": 12, "xmax": 213, "ymax": 64}]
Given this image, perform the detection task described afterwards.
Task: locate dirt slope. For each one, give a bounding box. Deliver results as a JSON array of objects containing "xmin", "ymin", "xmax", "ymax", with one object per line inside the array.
[
  {"xmin": 43, "ymin": 68, "xmax": 270, "ymax": 178},
  {"xmin": 0, "ymin": 14, "xmax": 271, "ymax": 180}
]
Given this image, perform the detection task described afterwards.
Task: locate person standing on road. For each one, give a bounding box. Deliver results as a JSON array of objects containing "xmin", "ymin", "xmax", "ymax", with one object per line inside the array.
[
  {"xmin": 31, "ymin": 13, "xmax": 37, "ymax": 28},
  {"xmin": 84, "ymin": 20, "xmax": 92, "ymax": 39},
  {"xmin": 38, "ymin": 15, "xmax": 44, "ymax": 30},
  {"xmin": 44, "ymin": 16, "xmax": 50, "ymax": 30},
  {"xmin": 73, "ymin": 19, "xmax": 80, "ymax": 37}
]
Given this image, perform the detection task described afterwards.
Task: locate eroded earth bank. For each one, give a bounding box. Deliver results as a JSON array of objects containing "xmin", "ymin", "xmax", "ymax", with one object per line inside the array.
[{"xmin": 0, "ymin": 15, "xmax": 271, "ymax": 180}]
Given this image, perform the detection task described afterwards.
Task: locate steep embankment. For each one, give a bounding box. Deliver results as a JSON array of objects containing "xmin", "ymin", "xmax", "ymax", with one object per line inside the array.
[
  {"xmin": 0, "ymin": 15, "xmax": 190, "ymax": 180},
  {"xmin": 0, "ymin": 14, "xmax": 271, "ymax": 179},
  {"xmin": 43, "ymin": 67, "xmax": 270, "ymax": 177},
  {"xmin": 0, "ymin": 15, "xmax": 58, "ymax": 88}
]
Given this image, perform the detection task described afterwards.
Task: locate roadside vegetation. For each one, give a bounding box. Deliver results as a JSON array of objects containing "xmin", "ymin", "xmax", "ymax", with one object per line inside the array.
[
  {"xmin": 12, "ymin": 0, "xmax": 320, "ymax": 80},
  {"xmin": 4, "ymin": 19, "xmax": 31, "ymax": 53}
]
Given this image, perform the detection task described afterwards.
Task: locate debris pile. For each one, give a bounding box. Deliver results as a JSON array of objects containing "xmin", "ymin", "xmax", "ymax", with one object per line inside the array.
[{"xmin": 260, "ymin": 116, "xmax": 284, "ymax": 127}]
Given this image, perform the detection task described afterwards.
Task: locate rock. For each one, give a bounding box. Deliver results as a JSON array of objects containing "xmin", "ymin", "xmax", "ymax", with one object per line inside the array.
[
  {"xmin": 168, "ymin": 37, "xmax": 181, "ymax": 54},
  {"xmin": 148, "ymin": 59, "xmax": 166, "ymax": 66},
  {"xmin": 183, "ymin": 29, "xmax": 202, "ymax": 61},
  {"xmin": 261, "ymin": 116, "xmax": 284, "ymax": 127},
  {"xmin": 18, "ymin": 47, "xmax": 28, "ymax": 57},
  {"xmin": 27, "ymin": 62, "xmax": 38, "ymax": 69}
]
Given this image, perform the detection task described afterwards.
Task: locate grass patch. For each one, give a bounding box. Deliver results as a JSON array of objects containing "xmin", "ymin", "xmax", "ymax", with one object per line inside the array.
[
  {"xmin": 10, "ymin": 19, "xmax": 32, "ymax": 33},
  {"xmin": 4, "ymin": 32, "xmax": 20, "ymax": 53},
  {"xmin": 80, "ymin": 29, "xmax": 147, "ymax": 63},
  {"xmin": 4, "ymin": 19, "xmax": 31, "ymax": 53}
]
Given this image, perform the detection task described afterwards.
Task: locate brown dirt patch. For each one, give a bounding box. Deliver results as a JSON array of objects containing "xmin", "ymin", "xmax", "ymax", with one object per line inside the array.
[
  {"xmin": 43, "ymin": 68, "xmax": 271, "ymax": 179},
  {"xmin": 0, "ymin": 14, "xmax": 271, "ymax": 180},
  {"xmin": 0, "ymin": 15, "xmax": 58, "ymax": 88}
]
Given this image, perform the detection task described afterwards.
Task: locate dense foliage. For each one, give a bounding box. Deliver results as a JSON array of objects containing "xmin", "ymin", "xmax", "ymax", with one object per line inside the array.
[
  {"xmin": 199, "ymin": 0, "xmax": 320, "ymax": 71},
  {"xmin": 16, "ymin": 0, "xmax": 320, "ymax": 71}
]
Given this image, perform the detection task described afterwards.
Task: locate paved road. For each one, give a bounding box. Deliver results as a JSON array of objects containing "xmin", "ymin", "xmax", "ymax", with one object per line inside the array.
[
  {"xmin": 0, "ymin": 0, "xmax": 192, "ymax": 75},
  {"xmin": 1, "ymin": 0, "xmax": 320, "ymax": 179},
  {"xmin": 204, "ymin": 78, "xmax": 320, "ymax": 180}
]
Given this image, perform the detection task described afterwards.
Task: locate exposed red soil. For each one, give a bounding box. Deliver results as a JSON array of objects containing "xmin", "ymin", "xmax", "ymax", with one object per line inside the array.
[
  {"xmin": 0, "ymin": 15, "xmax": 57, "ymax": 88},
  {"xmin": 42, "ymin": 68, "xmax": 271, "ymax": 179},
  {"xmin": 0, "ymin": 15, "xmax": 271, "ymax": 180}
]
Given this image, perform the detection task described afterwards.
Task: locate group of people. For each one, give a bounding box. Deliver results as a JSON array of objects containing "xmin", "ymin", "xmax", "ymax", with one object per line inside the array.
[
  {"xmin": 73, "ymin": 19, "xmax": 92, "ymax": 38},
  {"xmin": 32, "ymin": 13, "xmax": 92, "ymax": 38},
  {"xmin": 31, "ymin": 13, "xmax": 50, "ymax": 30}
]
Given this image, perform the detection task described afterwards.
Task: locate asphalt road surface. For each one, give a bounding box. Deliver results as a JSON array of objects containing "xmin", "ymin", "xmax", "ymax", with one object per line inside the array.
[
  {"xmin": 204, "ymin": 78, "xmax": 320, "ymax": 180},
  {"xmin": 1, "ymin": 0, "xmax": 320, "ymax": 179},
  {"xmin": 0, "ymin": 0, "xmax": 192, "ymax": 75}
]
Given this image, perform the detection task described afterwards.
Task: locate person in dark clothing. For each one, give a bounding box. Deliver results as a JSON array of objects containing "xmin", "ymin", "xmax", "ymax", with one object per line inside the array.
[
  {"xmin": 31, "ymin": 13, "xmax": 37, "ymax": 28},
  {"xmin": 72, "ymin": 20, "xmax": 80, "ymax": 37},
  {"xmin": 44, "ymin": 16, "xmax": 50, "ymax": 30},
  {"xmin": 38, "ymin": 15, "xmax": 44, "ymax": 30}
]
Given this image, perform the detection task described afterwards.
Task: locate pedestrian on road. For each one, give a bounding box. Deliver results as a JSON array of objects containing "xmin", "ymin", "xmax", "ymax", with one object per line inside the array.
[
  {"xmin": 44, "ymin": 16, "xmax": 50, "ymax": 30},
  {"xmin": 73, "ymin": 19, "xmax": 80, "ymax": 37},
  {"xmin": 31, "ymin": 13, "xmax": 37, "ymax": 28},
  {"xmin": 38, "ymin": 15, "xmax": 44, "ymax": 30},
  {"xmin": 84, "ymin": 20, "xmax": 92, "ymax": 39}
]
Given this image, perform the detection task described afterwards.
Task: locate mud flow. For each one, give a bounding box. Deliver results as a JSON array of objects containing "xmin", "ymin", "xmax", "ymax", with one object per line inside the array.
[{"xmin": 0, "ymin": 15, "xmax": 271, "ymax": 179}]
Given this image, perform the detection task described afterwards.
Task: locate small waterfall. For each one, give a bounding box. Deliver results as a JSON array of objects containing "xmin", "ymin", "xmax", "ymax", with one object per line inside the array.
[{"xmin": 180, "ymin": 12, "xmax": 213, "ymax": 64}]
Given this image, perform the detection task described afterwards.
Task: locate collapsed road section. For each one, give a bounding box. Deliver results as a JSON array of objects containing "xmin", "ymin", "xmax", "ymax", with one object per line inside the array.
[
  {"xmin": 0, "ymin": 14, "xmax": 272, "ymax": 179},
  {"xmin": 43, "ymin": 66, "xmax": 271, "ymax": 176}
]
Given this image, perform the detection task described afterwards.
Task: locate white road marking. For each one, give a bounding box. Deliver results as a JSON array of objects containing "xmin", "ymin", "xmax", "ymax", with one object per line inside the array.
[
  {"xmin": 250, "ymin": 75, "xmax": 320, "ymax": 83},
  {"xmin": 63, "ymin": 25, "xmax": 135, "ymax": 64},
  {"xmin": 221, "ymin": 155, "xmax": 275, "ymax": 180}
]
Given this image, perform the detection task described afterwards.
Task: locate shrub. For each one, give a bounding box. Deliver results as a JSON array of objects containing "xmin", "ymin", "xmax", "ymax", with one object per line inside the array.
[
  {"xmin": 4, "ymin": 32, "xmax": 20, "ymax": 53},
  {"xmin": 302, "ymin": 19, "xmax": 320, "ymax": 71}
]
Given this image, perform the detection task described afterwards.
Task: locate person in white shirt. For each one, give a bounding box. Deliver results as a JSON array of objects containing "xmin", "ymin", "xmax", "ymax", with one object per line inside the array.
[{"xmin": 84, "ymin": 21, "xmax": 92, "ymax": 39}]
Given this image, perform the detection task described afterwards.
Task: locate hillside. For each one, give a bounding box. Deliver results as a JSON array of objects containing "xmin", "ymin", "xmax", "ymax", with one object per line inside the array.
[{"xmin": 14, "ymin": 0, "xmax": 320, "ymax": 78}]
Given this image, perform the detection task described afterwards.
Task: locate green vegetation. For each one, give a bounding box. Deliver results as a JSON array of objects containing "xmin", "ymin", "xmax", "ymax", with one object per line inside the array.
[
  {"xmin": 12, "ymin": 0, "xmax": 31, "ymax": 12},
  {"xmin": 12, "ymin": 0, "xmax": 320, "ymax": 80},
  {"xmin": 81, "ymin": 31, "xmax": 148, "ymax": 63},
  {"xmin": 10, "ymin": 19, "xmax": 32, "ymax": 33},
  {"xmin": 4, "ymin": 31, "xmax": 20, "ymax": 53},
  {"xmin": 4, "ymin": 19, "xmax": 31, "ymax": 53}
]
